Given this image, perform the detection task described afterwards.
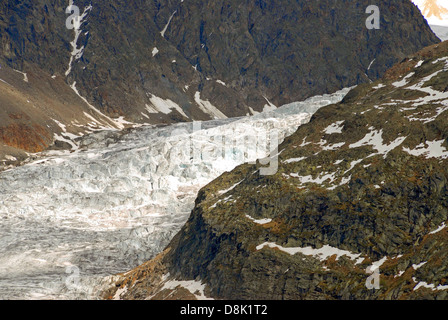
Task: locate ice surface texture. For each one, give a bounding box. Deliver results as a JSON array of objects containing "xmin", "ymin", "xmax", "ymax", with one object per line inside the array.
[{"xmin": 0, "ymin": 88, "xmax": 349, "ymax": 299}]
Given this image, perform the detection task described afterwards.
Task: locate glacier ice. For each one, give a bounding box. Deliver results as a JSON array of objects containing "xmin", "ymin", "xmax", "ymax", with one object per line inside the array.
[{"xmin": 0, "ymin": 88, "xmax": 350, "ymax": 299}]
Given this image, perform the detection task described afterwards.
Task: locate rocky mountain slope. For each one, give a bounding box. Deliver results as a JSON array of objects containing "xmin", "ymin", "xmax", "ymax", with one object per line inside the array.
[
  {"xmin": 0, "ymin": 0, "xmax": 440, "ymax": 164},
  {"xmin": 102, "ymin": 40, "xmax": 448, "ymax": 300},
  {"xmin": 0, "ymin": 60, "xmax": 129, "ymax": 171}
]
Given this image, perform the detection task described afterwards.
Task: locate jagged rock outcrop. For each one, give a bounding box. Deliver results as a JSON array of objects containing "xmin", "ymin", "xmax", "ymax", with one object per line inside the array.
[{"xmin": 102, "ymin": 40, "xmax": 448, "ymax": 300}]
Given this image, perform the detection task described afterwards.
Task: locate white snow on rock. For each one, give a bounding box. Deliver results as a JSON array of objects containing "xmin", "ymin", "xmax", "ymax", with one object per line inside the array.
[
  {"xmin": 413, "ymin": 277, "xmax": 448, "ymax": 292},
  {"xmin": 13, "ymin": 69, "xmax": 28, "ymax": 82},
  {"xmin": 320, "ymin": 141, "xmax": 346, "ymax": 151},
  {"xmin": 145, "ymin": 104, "xmax": 159, "ymax": 114},
  {"xmin": 160, "ymin": 11, "xmax": 177, "ymax": 38},
  {"xmin": 0, "ymin": 78, "xmax": 12, "ymax": 87},
  {"xmin": 256, "ymin": 242, "xmax": 362, "ymax": 262},
  {"xmin": 323, "ymin": 121, "xmax": 344, "ymax": 135},
  {"xmin": 395, "ymin": 270, "xmax": 405, "ymax": 278},
  {"xmin": 429, "ymin": 222, "xmax": 446, "ymax": 234},
  {"xmin": 349, "ymin": 127, "xmax": 407, "ymax": 158},
  {"xmin": 262, "ymin": 97, "xmax": 277, "ymax": 112},
  {"xmin": 53, "ymin": 119, "xmax": 67, "ymax": 132},
  {"xmin": 282, "ymin": 157, "xmax": 307, "ymax": 164},
  {"xmin": 406, "ymin": 104, "xmax": 448, "ymax": 124},
  {"xmin": 210, "ymin": 195, "xmax": 233, "ymax": 209},
  {"xmin": 412, "ymin": 261, "xmax": 427, "ymax": 270},
  {"xmin": 290, "ymin": 171, "xmax": 337, "ymax": 185},
  {"xmin": 367, "ymin": 256, "xmax": 388, "ymax": 272},
  {"xmin": 150, "ymin": 274, "xmax": 213, "ymax": 300},
  {"xmin": 194, "ymin": 91, "xmax": 227, "ymax": 119},
  {"xmin": 4, "ymin": 155, "xmax": 17, "ymax": 162},
  {"xmin": 415, "ymin": 60, "xmax": 425, "ymax": 68},
  {"xmin": 65, "ymin": 2, "xmax": 92, "ymax": 77},
  {"xmin": 149, "ymin": 94, "xmax": 188, "ymax": 118},
  {"xmin": 403, "ymin": 139, "xmax": 448, "ymax": 159},
  {"xmin": 218, "ymin": 179, "xmax": 245, "ymax": 195},
  {"xmin": 405, "ymin": 67, "xmax": 448, "ymax": 107},
  {"xmin": 113, "ymin": 285, "xmax": 128, "ymax": 300},
  {"xmin": 386, "ymin": 57, "xmax": 448, "ymax": 114},
  {"xmin": 70, "ymin": 81, "xmax": 125, "ymax": 130},
  {"xmin": 372, "ymin": 83, "xmax": 385, "ymax": 90},
  {"xmin": 53, "ymin": 133, "xmax": 79, "ymax": 151},
  {"xmin": 246, "ymin": 215, "xmax": 272, "ymax": 225},
  {"xmin": 392, "ymin": 72, "xmax": 415, "ymax": 88},
  {"xmin": 327, "ymin": 175, "xmax": 352, "ymax": 190}
]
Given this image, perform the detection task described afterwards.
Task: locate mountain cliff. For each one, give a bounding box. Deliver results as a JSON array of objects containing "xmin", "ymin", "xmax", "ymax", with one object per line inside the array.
[
  {"xmin": 102, "ymin": 40, "xmax": 448, "ymax": 300},
  {"xmin": 0, "ymin": 0, "xmax": 441, "ymax": 165}
]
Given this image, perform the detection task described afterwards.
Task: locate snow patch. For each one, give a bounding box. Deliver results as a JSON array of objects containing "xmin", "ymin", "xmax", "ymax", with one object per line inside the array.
[
  {"xmin": 149, "ymin": 95, "xmax": 188, "ymax": 118},
  {"xmin": 256, "ymin": 242, "xmax": 362, "ymax": 262},
  {"xmin": 263, "ymin": 97, "xmax": 277, "ymax": 112},
  {"xmin": 218, "ymin": 179, "xmax": 245, "ymax": 195},
  {"xmin": 246, "ymin": 215, "xmax": 272, "ymax": 225},
  {"xmin": 65, "ymin": 3, "xmax": 92, "ymax": 77},
  {"xmin": 367, "ymin": 256, "xmax": 387, "ymax": 272},
  {"xmin": 373, "ymin": 83, "xmax": 385, "ymax": 90},
  {"xmin": 157, "ymin": 275, "xmax": 213, "ymax": 300},
  {"xmin": 4, "ymin": 155, "xmax": 17, "ymax": 162},
  {"xmin": 71, "ymin": 81, "xmax": 124, "ymax": 129},
  {"xmin": 430, "ymin": 222, "xmax": 446, "ymax": 235},
  {"xmin": 194, "ymin": 92, "xmax": 227, "ymax": 119},
  {"xmin": 13, "ymin": 69, "xmax": 28, "ymax": 82},
  {"xmin": 323, "ymin": 121, "xmax": 345, "ymax": 135},
  {"xmin": 283, "ymin": 157, "xmax": 307, "ymax": 164},
  {"xmin": 413, "ymin": 277, "xmax": 448, "ymax": 292},
  {"xmin": 349, "ymin": 128, "xmax": 407, "ymax": 158},
  {"xmin": 290, "ymin": 172, "xmax": 336, "ymax": 185},
  {"xmin": 113, "ymin": 285, "xmax": 128, "ymax": 300},
  {"xmin": 412, "ymin": 261, "xmax": 427, "ymax": 270},
  {"xmin": 415, "ymin": 60, "xmax": 424, "ymax": 68},
  {"xmin": 403, "ymin": 140, "xmax": 448, "ymax": 159},
  {"xmin": 406, "ymin": 104, "xmax": 448, "ymax": 124},
  {"xmin": 392, "ymin": 72, "xmax": 415, "ymax": 88},
  {"xmin": 160, "ymin": 11, "xmax": 177, "ymax": 38}
]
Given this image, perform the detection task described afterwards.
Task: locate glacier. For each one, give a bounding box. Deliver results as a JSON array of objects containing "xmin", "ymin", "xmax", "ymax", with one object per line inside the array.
[{"xmin": 0, "ymin": 88, "xmax": 349, "ymax": 299}]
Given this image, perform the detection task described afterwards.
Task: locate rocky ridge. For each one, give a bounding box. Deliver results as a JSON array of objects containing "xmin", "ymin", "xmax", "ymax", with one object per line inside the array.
[{"xmin": 102, "ymin": 40, "xmax": 448, "ymax": 300}]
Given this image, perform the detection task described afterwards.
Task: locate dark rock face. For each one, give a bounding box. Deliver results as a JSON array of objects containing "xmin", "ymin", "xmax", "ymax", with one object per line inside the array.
[
  {"xmin": 0, "ymin": 0, "xmax": 440, "ymax": 123},
  {"xmin": 102, "ymin": 41, "xmax": 448, "ymax": 300}
]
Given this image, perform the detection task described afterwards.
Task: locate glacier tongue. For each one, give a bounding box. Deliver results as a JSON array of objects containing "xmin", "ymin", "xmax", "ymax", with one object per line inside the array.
[{"xmin": 0, "ymin": 88, "xmax": 349, "ymax": 299}]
